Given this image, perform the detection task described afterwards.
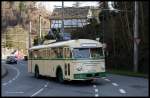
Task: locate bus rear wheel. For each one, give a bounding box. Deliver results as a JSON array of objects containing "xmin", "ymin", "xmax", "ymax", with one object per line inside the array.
[
  {"xmin": 86, "ymin": 79, "xmax": 94, "ymax": 83},
  {"xmin": 35, "ymin": 66, "xmax": 40, "ymax": 79},
  {"xmin": 56, "ymin": 68, "xmax": 64, "ymax": 83}
]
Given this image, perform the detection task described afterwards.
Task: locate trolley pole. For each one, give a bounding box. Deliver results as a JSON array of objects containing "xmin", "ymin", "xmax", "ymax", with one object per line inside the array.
[
  {"xmin": 133, "ymin": 1, "xmax": 139, "ymax": 73},
  {"xmin": 29, "ymin": 21, "xmax": 32, "ymax": 48},
  {"xmin": 39, "ymin": 15, "xmax": 42, "ymax": 44},
  {"xmin": 28, "ymin": 21, "xmax": 32, "ymax": 59},
  {"xmin": 40, "ymin": 15, "xmax": 42, "ymax": 39},
  {"xmin": 61, "ymin": 1, "xmax": 64, "ymax": 35}
]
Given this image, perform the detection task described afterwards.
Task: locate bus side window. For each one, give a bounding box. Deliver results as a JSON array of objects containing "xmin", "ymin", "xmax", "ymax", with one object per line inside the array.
[
  {"xmin": 33, "ymin": 50, "xmax": 38, "ymax": 59},
  {"xmin": 66, "ymin": 48, "xmax": 69, "ymax": 58},
  {"xmin": 44, "ymin": 49, "xmax": 47, "ymax": 58},
  {"xmin": 51, "ymin": 48, "xmax": 54, "ymax": 58},
  {"xmin": 51, "ymin": 48, "xmax": 57, "ymax": 59},
  {"xmin": 40, "ymin": 49, "xmax": 43, "ymax": 58},
  {"xmin": 53, "ymin": 48, "xmax": 63, "ymax": 58},
  {"xmin": 54, "ymin": 48, "xmax": 59, "ymax": 58},
  {"xmin": 47, "ymin": 48, "xmax": 51, "ymax": 58},
  {"xmin": 29, "ymin": 51, "xmax": 33, "ymax": 58},
  {"xmin": 66, "ymin": 48, "xmax": 71, "ymax": 58},
  {"xmin": 37, "ymin": 50, "xmax": 41, "ymax": 58},
  {"xmin": 58, "ymin": 48, "xmax": 63, "ymax": 58},
  {"xmin": 41, "ymin": 49, "xmax": 47, "ymax": 58},
  {"xmin": 63, "ymin": 48, "xmax": 66, "ymax": 58},
  {"xmin": 40, "ymin": 50, "xmax": 44, "ymax": 58},
  {"xmin": 70, "ymin": 50, "xmax": 72, "ymax": 58},
  {"xmin": 45, "ymin": 49, "xmax": 47, "ymax": 58}
]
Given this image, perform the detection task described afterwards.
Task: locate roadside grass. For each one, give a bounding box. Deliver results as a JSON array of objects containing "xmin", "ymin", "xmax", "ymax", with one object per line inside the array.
[{"xmin": 107, "ymin": 69, "xmax": 149, "ymax": 78}]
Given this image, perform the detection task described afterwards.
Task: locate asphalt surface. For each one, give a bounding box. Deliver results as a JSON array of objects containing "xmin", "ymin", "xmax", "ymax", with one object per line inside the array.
[
  {"xmin": 1, "ymin": 63, "xmax": 8, "ymax": 78},
  {"xmin": 1, "ymin": 60, "xmax": 149, "ymax": 97}
]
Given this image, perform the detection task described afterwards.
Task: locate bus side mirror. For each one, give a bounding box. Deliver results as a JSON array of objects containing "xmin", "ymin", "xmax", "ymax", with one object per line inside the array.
[{"xmin": 105, "ymin": 51, "xmax": 109, "ymax": 57}]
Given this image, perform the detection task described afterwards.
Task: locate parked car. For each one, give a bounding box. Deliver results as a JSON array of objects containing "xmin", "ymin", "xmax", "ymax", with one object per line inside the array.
[
  {"xmin": 6, "ymin": 56, "xmax": 17, "ymax": 64},
  {"xmin": 24, "ymin": 56, "xmax": 28, "ymax": 61}
]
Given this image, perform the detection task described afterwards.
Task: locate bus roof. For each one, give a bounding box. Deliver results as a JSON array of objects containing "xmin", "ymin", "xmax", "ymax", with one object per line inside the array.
[{"xmin": 29, "ymin": 39, "xmax": 103, "ymax": 50}]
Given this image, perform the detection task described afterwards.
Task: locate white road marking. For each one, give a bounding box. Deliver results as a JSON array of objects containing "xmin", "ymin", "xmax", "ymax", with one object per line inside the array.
[
  {"xmin": 104, "ymin": 78, "xmax": 111, "ymax": 82},
  {"xmin": 93, "ymin": 84, "xmax": 99, "ymax": 97},
  {"xmin": 112, "ymin": 83, "xmax": 119, "ymax": 86},
  {"xmin": 12, "ymin": 78, "xmax": 15, "ymax": 80},
  {"xmin": 101, "ymin": 77, "xmax": 106, "ymax": 79},
  {"xmin": 44, "ymin": 82, "xmax": 48, "ymax": 87},
  {"xmin": 94, "ymin": 89, "xmax": 99, "ymax": 92},
  {"xmin": 31, "ymin": 82, "xmax": 49, "ymax": 97},
  {"xmin": 2, "ymin": 65, "xmax": 20, "ymax": 86},
  {"xmin": 95, "ymin": 94, "xmax": 99, "ymax": 97},
  {"xmin": 13, "ymin": 77, "xmax": 17, "ymax": 80},
  {"xmin": 44, "ymin": 85, "xmax": 47, "ymax": 87},
  {"xmin": 93, "ymin": 85, "xmax": 96, "ymax": 88},
  {"xmin": 31, "ymin": 88, "xmax": 44, "ymax": 97},
  {"xmin": 119, "ymin": 89, "xmax": 126, "ymax": 94},
  {"xmin": 6, "ymin": 91, "xmax": 24, "ymax": 94},
  {"xmin": 2, "ymin": 83, "xmax": 8, "ymax": 86},
  {"xmin": 18, "ymin": 62, "xmax": 24, "ymax": 65}
]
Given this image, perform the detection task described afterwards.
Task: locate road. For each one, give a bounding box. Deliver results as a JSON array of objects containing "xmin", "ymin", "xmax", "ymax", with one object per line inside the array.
[{"xmin": 1, "ymin": 60, "xmax": 149, "ymax": 97}]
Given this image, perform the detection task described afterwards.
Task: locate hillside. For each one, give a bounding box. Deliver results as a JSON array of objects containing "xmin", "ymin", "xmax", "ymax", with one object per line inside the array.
[
  {"xmin": 2, "ymin": 1, "xmax": 50, "ymax": 33},
  {"xmin": 2, "ymin": 1, "xmax": 51, "ymax": 54}
]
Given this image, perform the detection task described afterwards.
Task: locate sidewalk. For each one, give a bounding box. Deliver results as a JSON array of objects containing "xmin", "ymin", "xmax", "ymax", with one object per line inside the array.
[{"xmin": 1, "ymin": 64, "xmax": 8, "ymax": 78}]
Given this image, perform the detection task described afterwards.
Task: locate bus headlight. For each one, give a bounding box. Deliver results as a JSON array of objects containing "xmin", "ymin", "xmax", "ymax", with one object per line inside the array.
[
  {"xmin": 101, "ymin": 67, "xmax": 105, "ymax": 71},
  {"xmin": 76, "ymin": 66, "xmax": 83, "ymax": 71},
  {"xmin": 101, "ymin": 63, "xmax": 105, "ymax": 70}
]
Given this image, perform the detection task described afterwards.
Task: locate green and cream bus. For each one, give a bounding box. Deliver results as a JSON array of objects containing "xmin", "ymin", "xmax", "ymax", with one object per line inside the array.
[{"xmin": 28, "ymin": 39, "xmax": 106, "ymax": 83}]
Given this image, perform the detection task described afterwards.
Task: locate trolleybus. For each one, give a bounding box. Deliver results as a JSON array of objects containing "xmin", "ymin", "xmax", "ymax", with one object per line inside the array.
[{"xmin": 28, "ymin": 39, "xmax": 106, "ymax": 83}]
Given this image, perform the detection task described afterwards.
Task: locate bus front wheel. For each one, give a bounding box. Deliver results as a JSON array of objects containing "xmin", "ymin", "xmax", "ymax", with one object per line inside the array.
[
  {"xmin": 56, "ymin": 68, "xmax": 64, "ymax": 83},
  {"xmin": 35, "ymin": 66, "xmax": 40, "ymax": 79}
]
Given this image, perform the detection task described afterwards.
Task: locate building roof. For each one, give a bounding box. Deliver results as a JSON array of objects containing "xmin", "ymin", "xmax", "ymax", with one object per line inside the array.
[{"xmin": 50, "ymin": 7, "xmax": 90, "ymax": 20}]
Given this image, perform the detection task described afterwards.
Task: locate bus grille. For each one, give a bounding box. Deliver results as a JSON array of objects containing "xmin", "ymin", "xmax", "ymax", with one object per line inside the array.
[{"xmin": 74, "ymin": 72, "xmax": 106, "ymax": 79}]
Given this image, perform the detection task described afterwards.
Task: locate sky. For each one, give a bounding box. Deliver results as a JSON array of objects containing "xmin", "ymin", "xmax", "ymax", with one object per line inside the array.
[{"xmin": 36, "ymin": 1, "xmax": 99, "ymax": 12}]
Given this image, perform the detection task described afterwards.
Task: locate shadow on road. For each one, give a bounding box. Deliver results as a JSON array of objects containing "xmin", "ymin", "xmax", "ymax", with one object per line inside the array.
[{"xmin": 34, "ymin": 75, "xmax": 107, "ymax": 87}]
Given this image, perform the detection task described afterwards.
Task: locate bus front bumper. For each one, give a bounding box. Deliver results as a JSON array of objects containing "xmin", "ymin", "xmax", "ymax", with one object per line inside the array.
[{"xmin": 73, "ymin": 72, "xmax": 106, "ymax": 80}]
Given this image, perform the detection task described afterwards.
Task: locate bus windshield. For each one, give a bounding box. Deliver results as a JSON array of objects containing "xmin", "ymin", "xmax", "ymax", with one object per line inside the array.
[
  {"xmin": 73, "ymin": 48, "xmax": 90, "ymax": 59},
  {"xmin": 90, "ymin": 48, "xmax": 104, "ymax": 59},
  {"xmin": 73, "ymin": 48, "xmax": 104, "ymax": 59}
]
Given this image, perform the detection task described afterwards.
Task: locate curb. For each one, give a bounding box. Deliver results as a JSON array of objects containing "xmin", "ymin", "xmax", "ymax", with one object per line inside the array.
[
  {"xmin": 1, "ymin": 64, "xmax": 8, "ymax": 78},
  {"xmin": 2, "ymin": 69, "xmax": 8, "ymax": 78}
]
